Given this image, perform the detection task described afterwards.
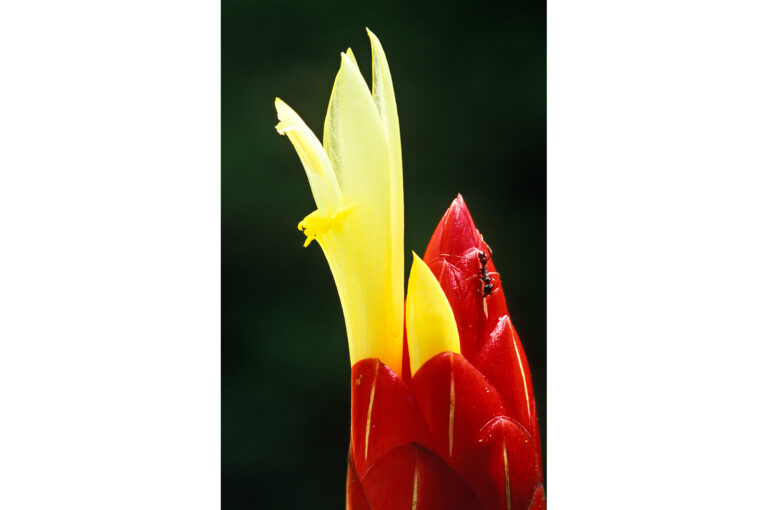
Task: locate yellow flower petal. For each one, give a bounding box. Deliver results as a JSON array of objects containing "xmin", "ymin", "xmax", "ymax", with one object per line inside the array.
[
  {"xmin": 275, "ymin": 98, "xmax": 342, "ymax": 216},
  {"xmin": 367, "ymin": 28, "xmax": 404, "ymax": 355},
  {"xmin": 345, "ymin": 47, "xmax": 359, "ymax": 69},
  {"xmin": 321, "ymin": 50, "xmax": 402, "ymax": 374},
  {"xmin": 405, "ymin": 253, "xmax": 461, "ymax": 373},
  {"xmin": 367, "ymin": 29, "xmax": 403, "ymax": 198},
  {"xmin": 276, "ymin": 32, "xmax": 404, "ymax": 376}
]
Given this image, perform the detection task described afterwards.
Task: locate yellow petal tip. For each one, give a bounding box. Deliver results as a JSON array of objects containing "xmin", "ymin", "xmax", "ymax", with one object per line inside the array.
[
  {"xmin": 344, "ymin": 47, "xmax": 359, "ymax": 68},
  {"xmin": 274, "ymin": 97, "xmax": 288, "ymax": 116},
  {"xmin": 405, "ymin": 253, "xmax": 461, "ymax": 373}
]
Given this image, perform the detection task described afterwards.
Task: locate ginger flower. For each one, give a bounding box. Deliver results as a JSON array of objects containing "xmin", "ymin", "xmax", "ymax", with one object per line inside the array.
[{"xmin": 276, "ymin": 29, "xmax": 544, "ymax": 510}]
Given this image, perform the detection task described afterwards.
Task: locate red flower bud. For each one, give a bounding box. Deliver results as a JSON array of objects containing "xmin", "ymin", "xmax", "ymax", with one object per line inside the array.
[
  {"xmin": 347, "ymin": 197, "xmax": 544, "ymax": 510},
  {"xmin": 423, "ymin": 195, "xmax": 542, "ymax": 470}
]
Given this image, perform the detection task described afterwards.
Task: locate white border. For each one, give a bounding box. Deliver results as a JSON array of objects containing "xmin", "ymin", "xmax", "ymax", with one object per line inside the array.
[
  {"xmin": 2, "ymin": 0, "xmax": 768, "ymax": 506},
  {"xmin": 0, "ymin": 1, "xmax": 220, "ymax": 508},
  {"xmin": 549, "ymin": 0, "xmax": 768, "ymax": 506}
]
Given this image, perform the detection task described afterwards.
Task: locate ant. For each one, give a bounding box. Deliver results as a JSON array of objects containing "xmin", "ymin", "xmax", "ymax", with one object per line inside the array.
[
  {"xmin": 476, "ymin": 251, "xmax": 494, "ymax": 298},
  {"xmin": 470, "ymin": 250, "xmax": 500, "ymax": 317},
  {"xmin": 439, "ymin": 248, "xmax": 500, "ymax": 317}
]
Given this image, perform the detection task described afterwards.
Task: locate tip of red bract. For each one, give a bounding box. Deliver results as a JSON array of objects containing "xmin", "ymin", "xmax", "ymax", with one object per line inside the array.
[
  {"xmin": 424, "ymin": 195, "xmax": 483, "ymax": 264},
  {"xmin": 423, "ymin": 195, "xmax": 505, "ymax": 361}
]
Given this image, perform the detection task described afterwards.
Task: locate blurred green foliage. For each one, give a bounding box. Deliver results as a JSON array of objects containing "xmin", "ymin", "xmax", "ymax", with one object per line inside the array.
[{"xmin": 223, "ymin": 1, "xmax": 545, "ymax": 507}]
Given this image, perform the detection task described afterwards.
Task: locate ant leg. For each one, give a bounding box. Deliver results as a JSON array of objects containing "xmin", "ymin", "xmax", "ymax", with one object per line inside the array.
[
  {"xmin": 464, "ymin": 271, "xmax": 500, "ymax": 282},
  {"xmin": 464, "ymin": 273, "xmax": 487, "ymax": 283}
]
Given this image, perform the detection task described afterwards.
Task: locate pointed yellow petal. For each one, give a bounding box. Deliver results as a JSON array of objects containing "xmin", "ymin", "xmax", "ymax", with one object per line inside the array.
[
  {"xmin": 275, "ymin": 98, "xmax": 342, "ymax": 216},
  {"xmin": 367, "ymin": 29, "xmax": 402, "ymax": 183},
  {"xmin": 323, "ymin": 53, "xmax": 388, "ymax": 198},
  {"xmin": 367, "ymin": 29, "xmax": 404, "ymax": 360},
  {"xmin": 345, "ymin": 47, "xmax": 359, "ymax": 69},
  {"xmin": 318, "ymin": 51, "xmax": 402, "ymax": 375},
  {"xmin": 405, "ymin": 253, "xmax": 461, "ymax": 373}
]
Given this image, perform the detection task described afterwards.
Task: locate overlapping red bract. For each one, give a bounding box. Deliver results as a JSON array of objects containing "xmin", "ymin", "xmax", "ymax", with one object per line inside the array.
[{"xmin": 347, "ymin": 196, "xmax": 544, "ymax": 510}]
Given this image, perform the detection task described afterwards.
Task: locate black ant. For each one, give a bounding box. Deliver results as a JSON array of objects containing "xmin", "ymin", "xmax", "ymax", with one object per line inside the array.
[
  {"xmin": 440, "ymin": 249, "xmax": 499, "ymax": 317},
  {"xmin": 476, "ymin": 251, "xmax": 494, "ymax": 298},
  {"xmin": 471, "ymin": 250, "xmax": 500, "ymax": 317}
]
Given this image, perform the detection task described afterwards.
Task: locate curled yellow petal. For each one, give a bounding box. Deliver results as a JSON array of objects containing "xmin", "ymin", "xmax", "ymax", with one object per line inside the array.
[
  {"xmin": 405, "ymin": 253, "xmax": 461, "ymax": 373},
  {"xmin": 275, "ymin": 98, "xmax": 342, "ymax": 216}
]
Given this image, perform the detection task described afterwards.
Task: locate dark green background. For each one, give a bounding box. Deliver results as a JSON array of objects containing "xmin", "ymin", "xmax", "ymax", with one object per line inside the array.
[{"xmin": 223, "ymin": 1, "xmax": 545, "ymax": 507}]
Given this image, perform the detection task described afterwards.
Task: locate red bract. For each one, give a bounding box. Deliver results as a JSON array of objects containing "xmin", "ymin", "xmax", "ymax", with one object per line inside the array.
[{"xmin": 347, "ymin": 196, "xmax": 544, "ymax": 510}]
